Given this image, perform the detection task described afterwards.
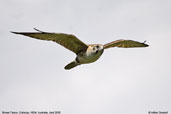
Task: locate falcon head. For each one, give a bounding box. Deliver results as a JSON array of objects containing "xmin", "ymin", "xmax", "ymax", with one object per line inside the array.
[{"xmin": 87, "ymin": 44, "xmax": 104, "ymax": 55}]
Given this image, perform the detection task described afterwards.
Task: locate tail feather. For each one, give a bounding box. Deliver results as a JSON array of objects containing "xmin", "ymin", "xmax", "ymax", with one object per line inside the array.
[{"xmin": 64, "ymin": 61, "xmax": 79, "ymax": 70}]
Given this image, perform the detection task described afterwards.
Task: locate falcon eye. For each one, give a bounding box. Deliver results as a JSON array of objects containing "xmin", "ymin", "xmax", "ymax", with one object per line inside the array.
[
  {"xmin": 93, "ymin": 45, "xmax": 100, "ymax": 50},
  {"xmin": 96, "ymin": 45, "xmax": 100, "ymax": 48}
]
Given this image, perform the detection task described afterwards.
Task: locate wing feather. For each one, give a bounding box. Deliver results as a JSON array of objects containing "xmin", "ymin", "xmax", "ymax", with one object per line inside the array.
[
  {"xmin": 103, "ymin": 39, "xmax": 149, "ymax": 49},
  {"xmin": 11, "ymin": 29, "xmax": 88, "ymax": 54}
]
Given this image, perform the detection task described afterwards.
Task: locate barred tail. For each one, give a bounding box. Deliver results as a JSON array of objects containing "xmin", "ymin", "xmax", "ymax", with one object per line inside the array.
[{"xmin": 64, "ymin": 61, "xmax": 79, "ymax": 70}]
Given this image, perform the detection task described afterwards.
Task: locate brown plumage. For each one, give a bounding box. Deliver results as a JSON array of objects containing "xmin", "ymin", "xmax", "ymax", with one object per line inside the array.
[
  {"xmin": 11, "ymin": 28, "xmax": 149, "ymax": 70},
  {"xmin": 104, "ymin": 39, "xmax": 148, "ymax": 49}
]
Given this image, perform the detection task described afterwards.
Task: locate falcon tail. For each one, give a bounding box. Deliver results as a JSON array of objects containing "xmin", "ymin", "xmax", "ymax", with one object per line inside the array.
[{"xmin": 64, "ymin": 61, "xmax": 79, "ymax": 70}]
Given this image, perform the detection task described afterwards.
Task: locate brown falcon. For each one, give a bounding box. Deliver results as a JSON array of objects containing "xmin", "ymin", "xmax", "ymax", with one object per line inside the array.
[{"xmin": 11, "ymin": 28, "xmax": 149, "ymax": 70}]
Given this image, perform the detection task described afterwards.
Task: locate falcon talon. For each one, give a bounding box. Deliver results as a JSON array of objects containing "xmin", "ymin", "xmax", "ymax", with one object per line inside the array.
[{"xmin": 11, "ymin": 28, "xmax": 149, "ymax": 70}]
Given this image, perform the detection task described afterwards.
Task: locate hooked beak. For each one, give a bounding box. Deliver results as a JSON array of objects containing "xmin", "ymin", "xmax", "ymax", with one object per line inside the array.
[{"xmin": 95, "ymin": 50, "xmax": 99, "ymax": 54}]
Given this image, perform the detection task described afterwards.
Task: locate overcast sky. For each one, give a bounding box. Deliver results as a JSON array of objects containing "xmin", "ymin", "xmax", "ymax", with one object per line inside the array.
[{"xmin": 0, "ymin": 0, "xmax": 170, "ymax": 114}]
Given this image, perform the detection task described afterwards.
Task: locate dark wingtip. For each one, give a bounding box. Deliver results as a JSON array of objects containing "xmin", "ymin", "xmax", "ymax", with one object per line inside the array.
[
  {"xmin": 143, "ymin": 40, "xmax": 149, "ymax": 47},
  {"xmin": 10, "ymin": 31, "xmax": 20, "ymax": 34},
  {"xmin": 33, "ymin": 28, "xmax": 39, "ymax": 31},
  {"xmin": 33, "ymin": 28, "xmax": 46, "ymax": 33},
  {"xmin": 145, "ymin": 44, "xmax": 149, "ymax": 47}
]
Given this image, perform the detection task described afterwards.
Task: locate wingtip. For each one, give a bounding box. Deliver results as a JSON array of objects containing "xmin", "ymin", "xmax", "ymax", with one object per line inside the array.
[
  {"xmin": 10, "ymin": 31, "xmax": 19, "ymax": 34},
  {"xmin": 33, "ymin": 28, "xmax": 39, "ymax": 31},
  {"xmin": 145, "ymin": 44, "xmax": 149, "ymax": 47},
  {"xmin": 143, "ymin": 40, "xmax": 149, "ymax": 47},
  {"xmin": 33, "ymin": 28, "xmax": 45, "ymax": 33}
]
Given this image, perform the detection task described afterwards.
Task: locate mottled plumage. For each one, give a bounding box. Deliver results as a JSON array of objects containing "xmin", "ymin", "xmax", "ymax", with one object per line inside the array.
[{"xmin": 11, "ymin": 28, "xmax": 149, "ymax": 70}]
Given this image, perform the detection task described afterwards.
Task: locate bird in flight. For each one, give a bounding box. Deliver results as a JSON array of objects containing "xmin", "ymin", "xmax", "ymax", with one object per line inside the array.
[{"xmin": 11, "ymin": 28, "xmax": 149, "ymax": 70}]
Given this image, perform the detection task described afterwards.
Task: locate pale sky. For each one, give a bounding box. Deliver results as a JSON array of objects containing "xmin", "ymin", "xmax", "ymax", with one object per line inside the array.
[{"xmin": 0, "ymin": 0, "xmax": 170, "ymax": 114}]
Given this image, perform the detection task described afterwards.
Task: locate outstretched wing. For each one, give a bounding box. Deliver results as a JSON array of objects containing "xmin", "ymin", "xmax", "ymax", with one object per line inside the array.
[
  {"xmin": 11, "ymin": 28, "xmax": 88, "ymax": 54},
  {"xmin": 103, "ymin": 39, "xmax": 149, "ymax": 49}
]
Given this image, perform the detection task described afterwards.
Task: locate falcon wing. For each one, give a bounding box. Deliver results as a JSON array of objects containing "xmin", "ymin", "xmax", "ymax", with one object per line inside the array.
[
  {"xmin": 11, "ymin": 28, "xmax": 88, "ymax": 54},
  {"xmin": 103, "ymin": 39, "xmax": 149, "ymax": 49}
]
